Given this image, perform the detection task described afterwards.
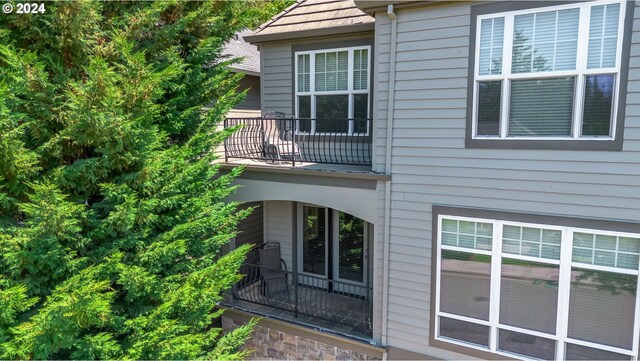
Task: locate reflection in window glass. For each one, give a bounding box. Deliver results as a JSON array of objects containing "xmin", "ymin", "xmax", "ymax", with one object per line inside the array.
[
  {"xmin": 565, "ymin": 343, "xmax": 632, "ymax": 361},
  {"xmin": 441, "ymin": 218, "xmax": 493, "ymax": 251},
  {"xmin": 582, "ymin": 74, "xmax": 614, "ymax": 136},
  {"xmin": 502, "ymin": 225, "xmax": 561, "ymax": 260},
  {"xmin": 572, "ymin": 232, "xmax": 640, "ymax": 270},
  {"xmin": 302, "ymin": 206, "xmax": 326, "ymax": 276},
  {"xmin": 479, "ymin": 17, "xmax": 504, "ymax": 75},
  {"xmin": 354, "ymin": 93, "xmax": 369, "ymax": 133},
  {"xmin": 474, "ymin": 2, "xmax": 622, "ymax": 141},
  {"xmin": 338, "ymin": 212, "xmax": 364, "ymax": 283},
  {"xmin": 512, "ymin": 9, "xmax": 579, "ymax": 73},
  {"xmin": 477, "ymin": 81, "xmax": 501, "ymax": 136},
  {"xmin": 316, "ymin": 95, "xmax": 349, "ymax": 133},
  {"xmin": 438, "ymin": 215, "xmax": 640, "ymax": 359},
  {"xmin": 568, "ymin": 268, "xmax": 637, "ymax": 350},
  {"xmin": 440, "ymin": 251, "xmax": 491, "ymax": 320},
  {"xmin": 588, "ymin": 4, "xmax": 621, "ymax": 69},
  {"xmin": 498, "ymin": 329, "xmax": 556, "ymax": 360},
  {"xmin": 509, "ymin": 77, "xmax": 575, "ymax": 136},
  {"xmin": 298, "ymin": 95, "xmax": 312, "ymax": 132},
  {"xmin": 500, "ymin": 260, "xmax": 559, "ymax": 334},
  {"xmin": 439, "ymin": 317, "xmax": 490, "ymax": 348}
]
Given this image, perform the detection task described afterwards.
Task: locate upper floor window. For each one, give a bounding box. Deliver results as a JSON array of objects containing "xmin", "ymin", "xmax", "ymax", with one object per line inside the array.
[
  {"xmin": 295, "ymin": 46, "xmax": 370, "ymax": 134},
  {"xmin": 472, "ymin": 1, "xmax": 626, "ymax": 141}
]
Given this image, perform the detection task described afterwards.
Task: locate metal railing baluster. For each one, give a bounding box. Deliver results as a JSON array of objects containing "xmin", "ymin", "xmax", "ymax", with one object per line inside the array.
[
  {"xmin": 222, "ymin": 117, "xmax": 373, "ymax": 166},
  {"xmin": 230, "ymin": 261, "xmax": 373, "ymax": 334}
]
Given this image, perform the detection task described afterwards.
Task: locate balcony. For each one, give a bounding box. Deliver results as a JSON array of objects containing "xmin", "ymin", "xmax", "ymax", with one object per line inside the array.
[
  {"xmin": 223, "ymin": 117, "xmax": 372, "ymax": 167},
  {"xmin": 226, "ymin": 243, "xmax": 373, "ymax": 340}
]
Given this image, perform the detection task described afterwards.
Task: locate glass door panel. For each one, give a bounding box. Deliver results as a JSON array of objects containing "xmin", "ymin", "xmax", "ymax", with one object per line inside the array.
[
  {"xmin": 336, "ymin": 212, "xmax": 365, "ymax": 283},
  {"xmin": 298, "ymin": 205, "xmax": 328, "ymax": 290},
  {"xmin": 333, "ymin": 212, "xmax": 368, "ymax": 296}
]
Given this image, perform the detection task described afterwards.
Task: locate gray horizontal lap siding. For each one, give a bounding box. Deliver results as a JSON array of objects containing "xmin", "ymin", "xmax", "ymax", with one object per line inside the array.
[
  {"xmin": 234, "ymin": 201, "xmax": 264, "ymax": 249},
  {"xmin": 234, "ymin": 76, "xmax": 261, "ymax": 111},
  {"xmin": 379, "ymin": 0, "xmax": 640, "ymax": 356},
  {"xmin": 261, "ymin": 43, "xmax": 293, "ymax": 115}
]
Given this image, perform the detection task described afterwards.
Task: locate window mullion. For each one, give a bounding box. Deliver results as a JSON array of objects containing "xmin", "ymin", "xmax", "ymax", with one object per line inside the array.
[
  {"xmin": 435, "ymin": 216, "xmax": 444, "ymax": 341},
  {"xmin": 348, "ymin": 50, "xmax": 354, "ymax": 135},
  {"xmin": 295, "ymin": 55, "xmax": 300, "ymax": 117},
  {"xmin": 309, "ymin": 53, "xmax": 316, "ymax": 133},
  {"xmin": 632, "ymin": 253, "xmax": 640, "ymax": 360},
  {"xmin": 573, "ymin": 5, "xmax": 591, "ymax": 138},
  {"xmin": 556, "ymin": 227, "xmax": 574, "ymax": 360},
  {"xmin": 489, "ymin": 221, "xmax": 503, "ymax": 352},
  {"xmin": 500, "ymin": 15, "xmax": 514, "ymax": 138}
]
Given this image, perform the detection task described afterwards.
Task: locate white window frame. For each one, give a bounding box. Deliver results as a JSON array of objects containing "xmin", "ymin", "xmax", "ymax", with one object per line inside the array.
[
  {"xmin": 294, "ymin": 46, "xmax": 371, "ymax": 135},
  {"xmin": 435, "ymin": 214, "xmax": 640, "ymax": 361},
  {"xmin": 471, "ymin": 0, "xmax": 626, "ymax": 140}
]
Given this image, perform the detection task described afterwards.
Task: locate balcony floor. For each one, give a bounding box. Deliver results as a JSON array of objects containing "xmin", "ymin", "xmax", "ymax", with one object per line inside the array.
[
  {"xmin": 226, "ymin": 281, "xmax": 373, "ymax": 341},
  {"xmin": 223, "ymin": 158, "xmax": 374, "ymax": 173}
]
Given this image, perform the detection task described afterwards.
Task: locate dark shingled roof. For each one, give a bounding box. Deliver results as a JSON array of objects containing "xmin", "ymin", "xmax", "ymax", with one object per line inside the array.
[
  {"xmin": 245, "ymin": 0, "xmax": 374, "ymax": 43},
  {"xmin": 223, "ymin": 29, "xmax": 260, "ymax": 75}
]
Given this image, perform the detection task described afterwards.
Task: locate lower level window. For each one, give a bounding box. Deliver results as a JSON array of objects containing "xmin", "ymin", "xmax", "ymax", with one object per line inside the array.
[{"xmin": 436, "ymin": 215, "xmax": 640, "ymax": 360}]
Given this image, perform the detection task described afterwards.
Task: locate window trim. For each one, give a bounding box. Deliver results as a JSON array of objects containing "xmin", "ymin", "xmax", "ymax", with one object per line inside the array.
[
  {"xmin": 431, "ymin": 207, "xmax": 640, "ymax": 360},
  {"xmin": 465, "ymin": 0, "xmax": 634, "ymax": 151},
  {"xmin": 294, "ymin": 45, "xmax": 371, "ymax": 135}
]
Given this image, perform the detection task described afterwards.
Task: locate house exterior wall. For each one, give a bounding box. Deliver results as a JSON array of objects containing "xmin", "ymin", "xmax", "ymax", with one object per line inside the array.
[
  {"xmin": 375, "ymin": 1, "xmax": 640, "ymax": 357},
  {"xmin": 265, "ymin": 200, "xmax": 294, "ymax": 269},
  {"xmin": 235, "ymin": 75, "xmax": 261, "ymax": 111},
  {"xmin": 260, "ymin": 43, "xmax": 293, "ymax": 115},
  {"xmin": 234, "ymin": 201, "xmax": 264, "ymax": 249}
]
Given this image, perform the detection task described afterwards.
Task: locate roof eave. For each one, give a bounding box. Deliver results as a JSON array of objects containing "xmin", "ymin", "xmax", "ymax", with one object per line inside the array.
[
  {"xmin": 355, "ymin": 0, "xmax": 457, "ymax": 13},
  {"xmin": 244, "ymin": 22, "xmax": 375, "ymax": 44},
  {"xmin": 354, "ymin": 0, "xmax": 416, "ymax": 12},
  {"xmin": 230, "ymin": 68, "xmax": 261, "ymax": 77}
]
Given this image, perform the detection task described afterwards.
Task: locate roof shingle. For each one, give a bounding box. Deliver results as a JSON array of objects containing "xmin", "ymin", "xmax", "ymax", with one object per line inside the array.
[
  {"xmin": 245, "ymin": 0, "xmax": 374, "ymax": 43},
  {"xmin": 222, "ymin": 29, "xmax": 260, "ymax": 75}
]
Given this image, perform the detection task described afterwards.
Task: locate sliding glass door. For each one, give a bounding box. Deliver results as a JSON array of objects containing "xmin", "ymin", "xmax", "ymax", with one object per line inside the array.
[{"xmin": 297, "ymin": 204, "xmax": 368, "ymax": 291}]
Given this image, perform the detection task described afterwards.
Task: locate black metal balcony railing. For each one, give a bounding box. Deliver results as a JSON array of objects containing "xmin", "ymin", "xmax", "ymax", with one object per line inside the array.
[
  {"xmin": 233, "ymin": 246, "xmax": 373, "ymax": 334},
  {"xmin": 224, "ymin": 117, "xmax": 372, "ymax": 166}
]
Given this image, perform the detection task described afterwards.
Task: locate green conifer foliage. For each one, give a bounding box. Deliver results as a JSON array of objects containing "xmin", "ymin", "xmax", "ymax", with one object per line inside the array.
[{"xmin": 0, "ymin": 1, "xmax": 289, "ymax": 359}]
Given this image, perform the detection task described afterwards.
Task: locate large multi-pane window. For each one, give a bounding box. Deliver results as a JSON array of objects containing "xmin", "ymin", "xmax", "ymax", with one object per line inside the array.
[
  {"xmin": 436, "ymin": 215, "xmax": 640, "ymax": 360},
  {"xmin": 472, "ymin": 1, "xmax": 625, "ymax": 139},
  {"xmin": 295, "ymin": 46, "xmax": 370, "ymax": 134}
]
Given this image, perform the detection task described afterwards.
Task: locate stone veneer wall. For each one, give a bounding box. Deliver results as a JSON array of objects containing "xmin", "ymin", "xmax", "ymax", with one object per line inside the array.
[{"xmin": 222, "ymin": 315, "xmax": 377, "ymax": 360}]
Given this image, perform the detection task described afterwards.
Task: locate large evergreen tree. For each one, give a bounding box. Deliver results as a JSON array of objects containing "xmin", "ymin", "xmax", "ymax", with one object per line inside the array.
[{"xmin": 0, "ymin": 1, "xmax": 288, "ymax": 359}]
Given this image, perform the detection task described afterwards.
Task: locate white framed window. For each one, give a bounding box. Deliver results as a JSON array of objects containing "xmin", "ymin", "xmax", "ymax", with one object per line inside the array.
[
  {"xmin": 472, "ymin": 0, "xmax": 626, "ymax": 140},
  {"xmin": 295, "ymin": 46, "xmax": 370, "ymax": 135},
  {"xmin": 435, "ymin": 214, "xmax": 640, "ymax": 360}
]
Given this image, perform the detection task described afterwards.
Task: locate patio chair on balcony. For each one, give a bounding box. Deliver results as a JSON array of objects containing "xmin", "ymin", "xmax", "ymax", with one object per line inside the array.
[
  {"xmin": 261, "ymin": 112, "xmax": 301, "ymax": 162},
  {"xmin": 258, "ymin": 242, "xmax": 290, "ymax": 298}
]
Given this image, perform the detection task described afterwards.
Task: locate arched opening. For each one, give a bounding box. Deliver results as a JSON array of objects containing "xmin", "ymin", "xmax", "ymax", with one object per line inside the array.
[{"xmin": 228, "ymin": 200, "xmax": 375, "ymax": 340}]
